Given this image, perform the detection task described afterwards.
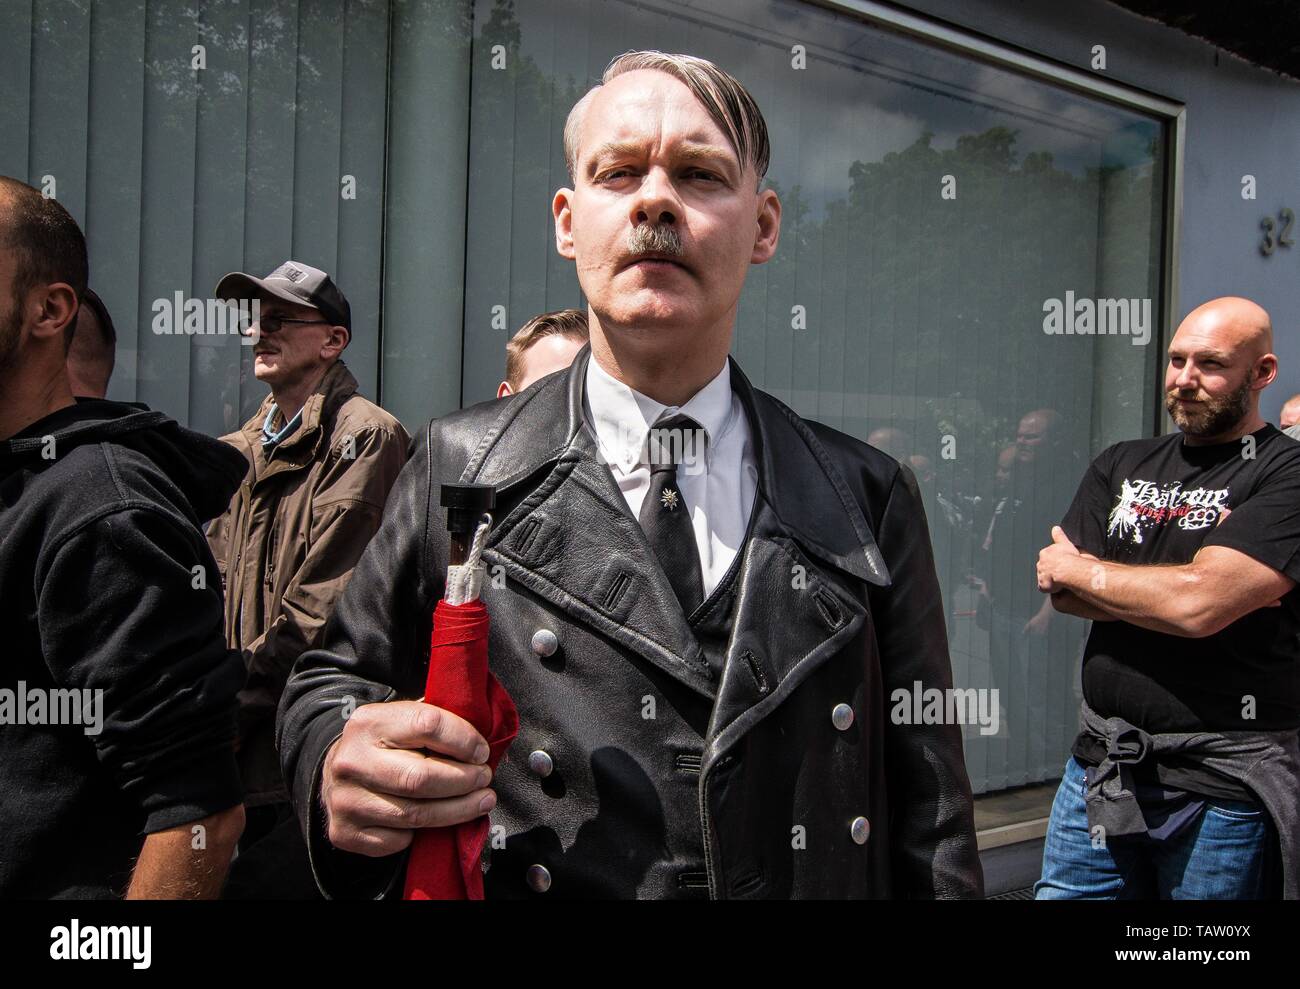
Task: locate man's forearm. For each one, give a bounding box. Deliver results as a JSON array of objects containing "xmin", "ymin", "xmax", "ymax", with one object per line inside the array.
[
  {"xmin": 1050, "ymin": 589, "xmax": 1116, "ymax": 622},
  {"xmin": 1055, "ymin": 557, "xmax": 1202, "ymax": 636},
  {"xmin": 126, "ymin": 804, "xmax": 245, "ymax": 899}
]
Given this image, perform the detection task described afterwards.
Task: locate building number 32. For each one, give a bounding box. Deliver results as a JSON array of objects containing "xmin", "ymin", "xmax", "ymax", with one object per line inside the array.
[{"xmin": 1261, "ymin": 208, "xmax": 1295, "ymax": 255}]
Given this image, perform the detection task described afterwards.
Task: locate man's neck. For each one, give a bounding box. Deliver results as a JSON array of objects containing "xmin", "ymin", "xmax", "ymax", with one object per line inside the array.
[
  {"xmin": 0, "ymin": 362, "xmax": 77, "ymax": 442},
  {"xmin": 1181, "ymin": 411, "xmax": 1267, "ymax": 447},
  {"xmin": 272, "ymin": 363, "xmax": 332, "ymax": 423},
  {"xmin": 589, "ymin": 322, "xmax": 731, "ymax": 408}
]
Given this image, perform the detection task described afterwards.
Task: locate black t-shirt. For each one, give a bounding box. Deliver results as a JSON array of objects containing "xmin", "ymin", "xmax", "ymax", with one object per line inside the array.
[{"xmin": 1061, "ymin": 424, "xmax": 1300, "ymax": 733}]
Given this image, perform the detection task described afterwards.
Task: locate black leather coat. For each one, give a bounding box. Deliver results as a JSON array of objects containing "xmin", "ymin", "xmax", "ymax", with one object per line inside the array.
[{"xmin": 277, "ymin": 348, "xmax": 984, "ymax": 899}]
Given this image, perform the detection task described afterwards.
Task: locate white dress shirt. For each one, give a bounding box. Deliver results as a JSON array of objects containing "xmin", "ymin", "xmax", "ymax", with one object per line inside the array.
[{"xmin": 583, "ymin": 356, "xmax": 758, "ymax": 599}]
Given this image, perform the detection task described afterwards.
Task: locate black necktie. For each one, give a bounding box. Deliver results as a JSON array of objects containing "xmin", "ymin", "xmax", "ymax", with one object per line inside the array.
[{"xmin": 638, "ymin": 413, "xmax": 706, "ymax": 615}]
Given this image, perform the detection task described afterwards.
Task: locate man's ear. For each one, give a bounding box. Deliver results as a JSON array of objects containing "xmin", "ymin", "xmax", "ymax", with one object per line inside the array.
[
  {"xmin": 750, "ymin": 188, "xmax": 781, "ymax": 265},
  {"xmin": 553, "ymin": 188, "xmax": 576, "ymax": 260},
  {"xmin": 1254, "ymin": 353, "xmax": 1279, "ymax": 391},
  {"xmin": 30, "ymin": 281, "xmax": 80, "ymax": 345},
  {"xmin": 497, "ymin": 380, "xmax": 514, "ymax": 399},
  {"xmin": 323, "ymin": 324, "xmax": 349, "ymax": 359}
]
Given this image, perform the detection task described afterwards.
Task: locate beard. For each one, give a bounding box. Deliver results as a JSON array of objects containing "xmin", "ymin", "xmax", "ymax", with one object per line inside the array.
[
  {"xmin": 0, "ymin": 289, "xmax": 22, "ymax": 379},
  {"xmin": 1166, "ymin": 375, "xmax": 1253, "ymax": 438}
]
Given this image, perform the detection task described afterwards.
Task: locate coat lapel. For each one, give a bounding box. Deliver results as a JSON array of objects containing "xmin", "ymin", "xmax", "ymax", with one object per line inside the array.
[
  {"xmin": 702, "ymin": 500, "xmax": 869, "ymax": 768},
  {"xmin": 702, "ymin": 361, "xmax": 890, "ymax": 767},
  {"xmin": 457, "ymin": 346, "xmax": 895, "ymax": 725},
  {"xmin": 465, "ymin": 348, "xmax": 715, "ymax": 698}
]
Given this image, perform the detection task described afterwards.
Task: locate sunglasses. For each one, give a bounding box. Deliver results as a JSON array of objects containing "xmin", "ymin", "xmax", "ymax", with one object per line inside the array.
[{"xmin": 241, "ymin": 315, "xmax": 331, "ymax": 337}]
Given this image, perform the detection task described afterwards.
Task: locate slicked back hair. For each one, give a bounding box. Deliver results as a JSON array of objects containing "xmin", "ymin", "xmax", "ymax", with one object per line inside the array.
[
  {"xmin": 504, "ymin": 308, "xmax": 589, "ymax": 390},
  {"xmin": 563, "ymin": 51, "xmax": 770, "ymax": 192}
]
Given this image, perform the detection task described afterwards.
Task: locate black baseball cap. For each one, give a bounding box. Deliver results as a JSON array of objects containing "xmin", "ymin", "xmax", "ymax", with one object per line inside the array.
[{"xmin": 215, "ymin": 261, "xmax": 351, "ymax": 332}]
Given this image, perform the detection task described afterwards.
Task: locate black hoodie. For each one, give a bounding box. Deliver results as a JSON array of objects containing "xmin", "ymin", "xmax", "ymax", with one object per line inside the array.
[{"xmin": 0, "ymin": 399, "xmax": 247, "ymax": 898}]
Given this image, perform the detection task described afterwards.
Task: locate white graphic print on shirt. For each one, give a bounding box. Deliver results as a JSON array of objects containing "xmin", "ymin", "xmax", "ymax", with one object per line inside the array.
[{"xmin": 1106, "ymin": 478, "xmax": 1230, "ymax": 545}]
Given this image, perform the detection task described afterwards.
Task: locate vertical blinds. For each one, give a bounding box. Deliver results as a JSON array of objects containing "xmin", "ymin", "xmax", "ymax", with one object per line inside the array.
[{"xmin": 0, "ymin": 0, "xmax": 390, "ymax": 438}]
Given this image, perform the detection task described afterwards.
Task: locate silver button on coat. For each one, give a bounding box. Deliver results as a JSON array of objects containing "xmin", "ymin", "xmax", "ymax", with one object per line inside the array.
[
  {"xmin": 531, "ymin": 628, "xmax": 558, "ymax": 657},
  {"xmin": 526, "ymin": 864, "xmax": 552, "ymax": 892},
  {"xmin": 528, "ymin": 749, "xmax": 554, "ymax": 777},
  {"xmin": 831, "ymin": 703, "xmax": 854, "ymax": 731},
  {"xmin": 850, "ymin": 816, "xmax": 871, "ymax": 845}
]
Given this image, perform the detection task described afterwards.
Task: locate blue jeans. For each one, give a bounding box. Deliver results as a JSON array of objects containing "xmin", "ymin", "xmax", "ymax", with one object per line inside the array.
[{"xmin": 1035, "ymin": 757, "xmax": 1274, "ymax": 899}]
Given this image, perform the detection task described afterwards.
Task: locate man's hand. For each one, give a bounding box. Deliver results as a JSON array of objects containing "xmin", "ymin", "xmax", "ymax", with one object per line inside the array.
[
  {"xmin": 1037, "ymin": 526, "xmax": 1084, "ymax": 593},
  {"xmin": 127, "ymin": 804, "xmax": 245, "ymax": 899},
  {"xmin": 1039, "ymin": 516, "xmax": 1293, "ymax": 636},
  {"xmin": 322, "ymin": 700, "xmax": 496, "ymax": 858},
  {"xmin": 1038, "ymin": 527, "xmax": 1119, "ymax": 621}
]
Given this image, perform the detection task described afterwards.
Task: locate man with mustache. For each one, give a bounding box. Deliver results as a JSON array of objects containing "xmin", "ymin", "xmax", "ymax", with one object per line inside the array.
[
  {"xmin": 206, "ymin": 261, "xmax": 410, "ymax": 897},
  {"xmin": 278, "ymin": 51, "xmax": 982, "ymax": 899},
  {"xmin": 1035, "ymin": 295, "xmax": 1300, "ymax": 898}
]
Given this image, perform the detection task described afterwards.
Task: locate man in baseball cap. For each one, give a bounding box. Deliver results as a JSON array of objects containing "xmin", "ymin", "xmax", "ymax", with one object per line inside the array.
[
  {"xmin": 217, "ymin": 261, "xmax": 351, "ymax": 338},
  {"xmin": 208, "ymin": 260, "xmax": 410, "ymax": 897}
]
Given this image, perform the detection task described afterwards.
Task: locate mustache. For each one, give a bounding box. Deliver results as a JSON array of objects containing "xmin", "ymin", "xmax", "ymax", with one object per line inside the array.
[
  {"xmin": 625, "ymin": 223, "xmax": 684, "ymax": 259},
  {"xmin": 1165, "ymin": 378, "xmax": 1252, "ymax": 436}
]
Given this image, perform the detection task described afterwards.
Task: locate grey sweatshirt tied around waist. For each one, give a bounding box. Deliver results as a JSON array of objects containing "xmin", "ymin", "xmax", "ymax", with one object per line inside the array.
[{"xmin": 1079, "ymin": 699, "xmax": 1300, "ymax": 899}]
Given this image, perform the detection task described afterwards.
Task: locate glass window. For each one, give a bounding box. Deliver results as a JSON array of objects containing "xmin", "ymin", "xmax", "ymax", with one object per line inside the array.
[
  {"xmin": 461, "ymin": 0, "xmax": 1169, "ymax": 795},
  {"xmin": 4, "ymin": 0, "xmax": 1172, "ymax": 800},
  {"xmin": 1, "ymin": 0, "xmax": 390, "ymax": 438}
]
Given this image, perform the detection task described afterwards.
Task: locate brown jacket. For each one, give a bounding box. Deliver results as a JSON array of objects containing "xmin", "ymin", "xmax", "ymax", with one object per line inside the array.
[{"xmin": 207, "ymin": 360, "xmax": 410, "ymax": 805}]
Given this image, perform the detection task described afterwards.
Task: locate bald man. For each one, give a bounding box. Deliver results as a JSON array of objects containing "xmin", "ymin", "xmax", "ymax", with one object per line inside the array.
[
  {"xmin": 867, "ymin": 426, "xmax": 912, "ymax": 461},
  {"xmin": 1279, "ymin": 393, "xmax": 1300, "ymax": 438},
  {"xmin": 1015, "ymin": 408, "xmax": 1060, "ymax": 463},
  {"xmin": 1034, "ymin": 296, "xmax": 1300, "ymax": 899}
]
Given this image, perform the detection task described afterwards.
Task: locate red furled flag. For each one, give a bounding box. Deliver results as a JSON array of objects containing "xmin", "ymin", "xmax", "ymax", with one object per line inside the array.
[{"xmin": 403, "ymin": 486, "xmax": 518, "ymax": 900}]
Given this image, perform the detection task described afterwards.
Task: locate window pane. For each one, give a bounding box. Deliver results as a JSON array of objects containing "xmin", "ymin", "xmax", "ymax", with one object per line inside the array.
[
  {"xmin": 4, "ymin": 0, "xmax": 389, "ymax": 436},
  {"xmin": 462, "ymin": 0, "xmax": 1167, "ymax": 794}
]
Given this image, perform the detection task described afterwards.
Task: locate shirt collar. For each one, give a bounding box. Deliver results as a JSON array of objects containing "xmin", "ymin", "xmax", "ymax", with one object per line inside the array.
[
  {"xmin": 261, "ymin": 402, "xmax": 303, "ymax": 448},
  {"xmin": 584, "ymin": 355, "xmax": 734, "ymax": 473}
]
